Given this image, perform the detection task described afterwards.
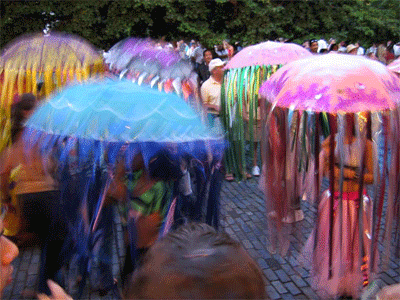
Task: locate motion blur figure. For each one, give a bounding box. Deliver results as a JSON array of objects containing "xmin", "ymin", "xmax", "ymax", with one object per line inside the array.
[{"xmin": 0, "ymin": 93, "xmax": 67, "ymax": 296}]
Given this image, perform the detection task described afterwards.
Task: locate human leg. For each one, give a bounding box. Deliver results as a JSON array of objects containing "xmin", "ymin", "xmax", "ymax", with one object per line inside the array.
[
  {"xmin": 37, "ymin": 190, "xmax": 68, "ymax": 295},
  {"xmin": 251, "ymin": 142, "xmax": 261, "ymax": 176},
  {"xmin": 97, "ymin": 205, "xmax": 115, "ymax": 293},
  {"xmin": 206, "ymin": 167, "xmax": 223, "ymax": 230}
]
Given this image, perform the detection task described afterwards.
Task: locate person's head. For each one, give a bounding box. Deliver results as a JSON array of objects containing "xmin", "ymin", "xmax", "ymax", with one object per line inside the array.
[
  {"xmin": 11, "ymin": 93, "xmax": 37, "ymax": 143},
  {"xmin": 222, "ymin": 39, "xmax": 230, "ymax": 48},
  {"xmin": 329, "ymin": 43, "xmax": 339, "ymax": 52},
  {"xmin": 130, "ymin": 153, "xmax": 145, "ymax": 171},
  {"xmin": 209, "ymin": 58, "xmax": 225, "ymax": 82},
  {"xmin": 216, "ymin": 44, "xmax": 224, "ymax": 51},
  {"xmin": 148, "ymin": 150, "xmax": 182, "ymax": 181},
  {"xmin": 124, "ymin": 223, "xmax": 266, "ymax": 299},
  {"xmin": 309, "ymin": 39, "xmax": 319, "ymax": 53},
  {"xmin": 0, "ymin": 216, "xmax": 19, "ymax": 296},
  {"xmin": 367, "ymin": 51, "xmax": 378, "ymax": 61},
  {"xmin": 317, "ymin": 39, "xmax": 328, "ymax": 53},
  {"xmin": 346, "ymin": 44, "xmax": 359, "ymax": 55},
  {"xmin": 203, "ymin": 49, "xmax": 213, "ymax": 65}
]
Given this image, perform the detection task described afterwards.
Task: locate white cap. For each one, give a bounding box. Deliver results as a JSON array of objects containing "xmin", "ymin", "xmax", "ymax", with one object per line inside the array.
[
  {"xmin": 318, "ymin": 39, "xmax": 328, "ymax": 52},
  {"xmin": 209, "ymin": 58, "xmax": 226, "ymax": 72}
]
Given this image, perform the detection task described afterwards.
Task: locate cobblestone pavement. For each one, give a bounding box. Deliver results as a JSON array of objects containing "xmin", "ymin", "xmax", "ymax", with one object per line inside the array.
[{"xmin": 3, "ymin": 177, "xmax": 399, "ymax": 299}]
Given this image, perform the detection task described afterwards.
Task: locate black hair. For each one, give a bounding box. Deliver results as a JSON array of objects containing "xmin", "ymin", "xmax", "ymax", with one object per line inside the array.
[
  {"xmin": 37, "ymin": 82, "xmax": 44, "ymax": 93},
  {"xmin": 11, "ymin": 93, "xmax": 36, "ymax": 143},
  {"xmin": 125, "ymin": 222, "xmax": 266, "ymax": 299},
  {"xmin": 329, "ymin": 43, "xmax": 339, "ymax": 52},
  {"xmin": 148, "ymin": 150, "xmax": 183, "ymax": 181},
  {"xmin": 203, "ymin": 48, "xmax": 214, "ymax": 58}
]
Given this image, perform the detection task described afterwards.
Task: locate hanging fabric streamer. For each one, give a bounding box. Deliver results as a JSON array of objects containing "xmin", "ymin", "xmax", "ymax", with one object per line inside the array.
[
  {"xmin": 222, "ymin": 41, "xmax": 310, "ymax": 180},
  {"xmin": 0, "ymin": 31, "xmax": 105, "ymax": 153},
  {"xmin": 259, "ymin": 53, "xmax": 400, "ymax": 299}
]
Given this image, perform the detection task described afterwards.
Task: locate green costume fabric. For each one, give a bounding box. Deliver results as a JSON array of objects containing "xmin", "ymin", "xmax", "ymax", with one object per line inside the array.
[{"xmin": 119, "ymin": 170, "xmax": 171, "ymax": 226}]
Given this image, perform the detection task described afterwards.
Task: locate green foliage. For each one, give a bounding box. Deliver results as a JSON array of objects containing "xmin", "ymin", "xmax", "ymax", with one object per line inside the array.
[{"xmin": 1, "ymin": 0, "xmax": 399, "ymax": 51}]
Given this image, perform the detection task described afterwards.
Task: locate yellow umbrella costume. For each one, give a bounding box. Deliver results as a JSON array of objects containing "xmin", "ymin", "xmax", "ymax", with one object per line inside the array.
[{"xmin": 0, "ymin": 31, "xmax": 105, "ymax": 236}]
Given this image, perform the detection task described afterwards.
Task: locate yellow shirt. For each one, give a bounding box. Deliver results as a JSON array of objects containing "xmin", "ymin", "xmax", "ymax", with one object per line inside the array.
[
  {"xmin": 0, "ymin": 137, "xmax": 57, "ymax": 195},
  {"xmin": 201, "ymin": 76, "xmax": 221, "ymax": 114}
]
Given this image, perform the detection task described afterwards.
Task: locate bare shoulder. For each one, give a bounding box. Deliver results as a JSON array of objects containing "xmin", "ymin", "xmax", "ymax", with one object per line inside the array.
[{"xmin": 321, "ymin": 135, "xmax": 334, "ymax": 151}]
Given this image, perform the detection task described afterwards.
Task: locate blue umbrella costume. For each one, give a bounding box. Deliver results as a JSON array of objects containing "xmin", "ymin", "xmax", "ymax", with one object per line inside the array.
[
  {"xmin": 105, "ymin": 38, "xmax": 213, "ymax": 233},
  {"xmin": 23, "ymin": 78, "xmax": 225, "ymax": 296}
]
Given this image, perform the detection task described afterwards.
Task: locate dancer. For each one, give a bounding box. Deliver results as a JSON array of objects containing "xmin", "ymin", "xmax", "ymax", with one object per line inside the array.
[
  {"xmin": 108, "ymin": 151, "xmax": 181, "ymax": 287},
  {"xmin": 301, "ymin": 114, "xmax": 375, "ymax": 299}
]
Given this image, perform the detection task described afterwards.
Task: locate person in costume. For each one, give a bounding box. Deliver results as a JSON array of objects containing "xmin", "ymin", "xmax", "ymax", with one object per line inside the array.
[
  {"xmin": 107, "ymin": 150, "xmax": 181, "ymax": 287},
  {"xmin": 301, "ymin": 114, "xmax": 375, "ymax": 299},
  {"xmin": 0, "ymin": 93, "xmax": 68, "ymax": 296}
]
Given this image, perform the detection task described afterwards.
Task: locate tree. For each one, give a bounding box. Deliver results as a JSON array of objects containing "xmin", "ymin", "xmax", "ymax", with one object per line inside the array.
[{"xmin": 1, "ymin": 0, "xmax": 399, "ymax": 51}]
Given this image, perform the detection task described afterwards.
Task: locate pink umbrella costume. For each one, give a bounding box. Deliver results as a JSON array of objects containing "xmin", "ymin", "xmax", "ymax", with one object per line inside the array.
[
  {"xmin": 220, "ymin": 41, "xmax": 311, "ymax": 180},
  {"xmin": 259, "ymin": 53, "xmax": 400, "ymax": 298}
]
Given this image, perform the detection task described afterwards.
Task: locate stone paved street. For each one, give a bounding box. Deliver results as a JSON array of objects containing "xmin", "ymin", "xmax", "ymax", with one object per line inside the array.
[{"xmin": 3, "ymin": 177, "xmax": 399, "ymax": 299}]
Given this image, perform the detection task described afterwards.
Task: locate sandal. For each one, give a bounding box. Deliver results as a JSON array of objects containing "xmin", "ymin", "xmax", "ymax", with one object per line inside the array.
[{"xmin": 225, "ymin": 173, "xmax": 234, "ymax": 181}]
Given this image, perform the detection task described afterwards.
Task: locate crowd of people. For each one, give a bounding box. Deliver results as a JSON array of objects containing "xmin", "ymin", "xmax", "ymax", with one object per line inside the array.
[
  {"xmin": 304, "ymin": 38, "xmax": 399, "ymax": 64},
  {"xmin": 161, "ymin": 37, "xmax": 399, "ymax": 73},
  {"xmin": 1, "ymin": 35, "xmax": 400, "ymax": 300},
  {"xmin": 166, "ymin": 37, "xmax": 399, "ymax": 182}
]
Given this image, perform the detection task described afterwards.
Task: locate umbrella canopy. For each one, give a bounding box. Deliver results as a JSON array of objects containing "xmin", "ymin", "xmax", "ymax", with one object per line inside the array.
[
  {"xmin": 221, "ymin": 41, "xmax": 312, "ymax": 181},
  {"xmin": 388, "ymin": 57, "xmax": 400, "ymax": 75},
  {"xmin": 105, "ymin": 38, "xmax": 200, "ymax": 111},
  {"xmin": 24, "ymin": 78, "xmax": 224, "ymax": 165},
  {"xmin": 23, "ymin": 78, "xmax": 226, "ymax": 296},
  {"xmin": 258, "ymin": 53, "xmax": 400, "ymax": 285},
  {"xmin": 225, "ymin": 41, "xmax": 312, "ymax": 70},
  {"xmin": 0, "ymin": 31, "xmax": 105, "ymax": 104},
  {"xmin": 0, "ymin": 31, "xmax": 105, "ymax": 152},
  {"xmin": 105, "ymin": 38, "xmax": 179, "ymax": 73},
  {"xmin": 259, "ymin": 53, "xmax": 400, "ymax": 113}
]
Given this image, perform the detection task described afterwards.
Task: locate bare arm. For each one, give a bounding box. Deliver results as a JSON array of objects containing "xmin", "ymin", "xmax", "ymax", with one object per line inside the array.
[{"xmin": 106, "ymin": 160, "xmax": 127, "ymax": 202}]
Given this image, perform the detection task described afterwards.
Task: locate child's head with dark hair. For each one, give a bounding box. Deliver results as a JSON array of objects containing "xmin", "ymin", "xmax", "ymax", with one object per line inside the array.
[{"xmin": 124, "ymin": 222, "xmax": 266, "ymax": 299}]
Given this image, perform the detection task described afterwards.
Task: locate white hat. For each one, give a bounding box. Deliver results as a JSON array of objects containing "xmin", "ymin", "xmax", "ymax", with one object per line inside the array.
[
  {"xmin": 317, "ymin": 39, "xmax": 328, "ymax": 52},
  {"xmin": 346, "ymin": 44, "xmax": 359, "ymax": 53},
  {"xmin": 209, "ymin": 58, "xmax": 226, "ymax": 72}
]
